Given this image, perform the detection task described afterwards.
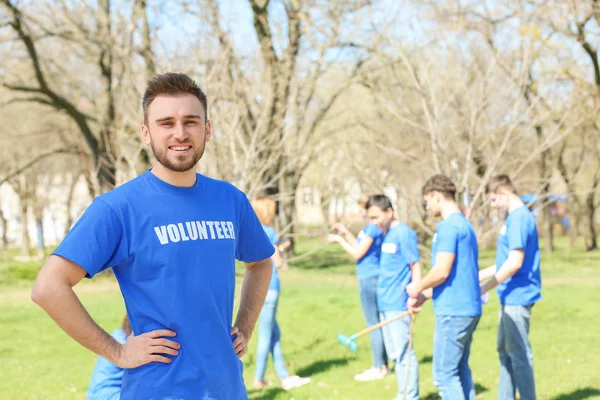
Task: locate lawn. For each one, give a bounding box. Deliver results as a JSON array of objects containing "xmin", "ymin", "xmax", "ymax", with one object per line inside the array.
[{"xmin": 0, "ymin": 238, "xmax": 598, "ymax": 399}]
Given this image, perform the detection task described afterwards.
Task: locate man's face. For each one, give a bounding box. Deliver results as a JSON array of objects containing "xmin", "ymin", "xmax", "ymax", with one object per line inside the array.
[
  {"xmin": 423, "ymin": 192, "xmax": 442, "ymax": 217},
  {"xmin": 141, "ymin": 94, "xmax": 211, "ymax": 172},
  {"xmin": 488, "ymin": 191, "xmax": 508, "ymax": 210},
  {"xmin": 367, "ymin": 205, "xmax": 393, "ymax": 230}
]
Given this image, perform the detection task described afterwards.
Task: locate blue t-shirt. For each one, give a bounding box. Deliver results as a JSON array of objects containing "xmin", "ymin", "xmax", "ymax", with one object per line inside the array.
[
  {"xmin": 495, "ymin": 206, "xmax": 542, "ymax": 306},
  {"xmin": 263, "ymin": 225, "xmax": 280, "ymax": 291},
  {"xmin": 431, "ymin": 212, "xmax": 482, "ymax": 317},
  {"xmin": 376, "ymin": 222, "xmax": 420, "ymax": 312},
  {"xmin": 356, "ymin": 223, "xmax": 383, "ymax": 280},
  {"xmin": 87, "ymin": 328, "xmax": 128, "ymax": 400},
  {"xmin": 53, "ymin": 171, "xmax": 275, "ymax": 400}
]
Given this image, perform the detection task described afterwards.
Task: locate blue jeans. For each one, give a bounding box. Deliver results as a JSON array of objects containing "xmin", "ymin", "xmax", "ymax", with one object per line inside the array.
[
  {"xmin": 379, "ymin": 311, "xmax": 419, "ymax": 400},
  {"xmin": 497, "ymin": 305, "xmax": 536, "ymax": 400},
  {"xmin": 255, "ymin": 290, "xmax": 290, "ymax": 381},
  {"xmin": 433, "ymin": 315, "xmax": 480, "ymax": 400},
  {"xmin": 359, "ymin": 277, "xmax": 388, "ymax": 369}
]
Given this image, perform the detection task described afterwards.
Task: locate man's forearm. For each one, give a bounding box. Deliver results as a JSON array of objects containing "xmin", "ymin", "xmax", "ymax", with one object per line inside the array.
[
  {"xmin": 32, "ymin": 281, "xmax": 122, "ymax": 364},
  {"xmin": 234, "ymin": 259, "xmax": 272, "ymax": 339},
  {"xmin": 481, "ymin": 260, "xmax": 520, "ymax": 294},
  {"xmin": 337, "ymin": 238, "xmax": 361, "ymax": 260},
  {"xmin": 344, "ymin": 232, "xmax": 359, "ymax": 247},
  {"xmin": 411, "ymin": 262, "xmax": 422, "ymax": 285},
  {"xmin": 418, "ymin": 267, "xmax": 448, "ymax": 292},
  {"xmin": 479, "ymin": 265, "xmax": 496, "ymax": 281}
]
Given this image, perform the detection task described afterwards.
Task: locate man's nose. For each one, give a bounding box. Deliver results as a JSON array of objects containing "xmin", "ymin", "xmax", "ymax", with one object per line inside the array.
[{"xmin": 173, "ymin": 122, "xmax": 189, "ymax": 139}]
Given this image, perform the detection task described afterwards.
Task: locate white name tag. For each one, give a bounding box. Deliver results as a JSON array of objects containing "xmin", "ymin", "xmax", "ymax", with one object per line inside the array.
[
  {"xmin": 357, "ymin": 231, "xmax": 366, "ymax": 241},
  {"xmin": 500, "ymin": 225, "xmax": 507, "ymax": 235},
  {"xmin": 432, "ymin": 233, "xmax": 437, "ymax": 243},
  {"xmin": 382, "ymin": 243, "xmax": 397, "ymax": 253}
]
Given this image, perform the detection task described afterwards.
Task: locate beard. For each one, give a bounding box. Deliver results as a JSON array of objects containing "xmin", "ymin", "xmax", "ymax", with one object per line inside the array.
[{"xmin": 148, "ymin": 134, "xmax": 205, "ymax": 172}]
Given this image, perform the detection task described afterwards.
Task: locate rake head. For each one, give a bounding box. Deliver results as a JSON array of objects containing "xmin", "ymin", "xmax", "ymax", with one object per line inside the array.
[{"xmin": 337, "ymin": 333, "xmax": 358, "ymax": 352}]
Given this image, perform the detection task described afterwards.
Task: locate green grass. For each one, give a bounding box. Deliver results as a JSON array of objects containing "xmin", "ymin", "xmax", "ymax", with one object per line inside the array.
[{"xmin": 0, "ymin": 238, "xmax": 599, "ymax": 399}]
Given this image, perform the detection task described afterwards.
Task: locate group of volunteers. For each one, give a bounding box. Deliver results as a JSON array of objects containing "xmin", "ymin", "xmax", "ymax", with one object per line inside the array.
[
  {"xmin": 329, "ymin": 174, "xmax": 541, "ymax": 400},
  {"xmin": 29, "ymin": 71, "xmax": 539, "ymax": 400}
]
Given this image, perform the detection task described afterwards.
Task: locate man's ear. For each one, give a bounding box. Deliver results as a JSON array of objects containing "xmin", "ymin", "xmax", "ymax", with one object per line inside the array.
[
  {"xmin": 205, "ymin": 120, "xmax": 212, "ymax": 143},
  {"xmin": 141, "ymin": 124, "xmax": 152, "ymax": 145}
]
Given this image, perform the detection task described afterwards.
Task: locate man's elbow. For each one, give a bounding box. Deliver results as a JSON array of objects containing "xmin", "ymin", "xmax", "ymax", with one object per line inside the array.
[
  {"xmin": 438, "ymin": 269, "xmax": 450, "ymax": 280},
  {"xmin": 31, "ymin": 278, "xmax": 51, "ymax": 306}
]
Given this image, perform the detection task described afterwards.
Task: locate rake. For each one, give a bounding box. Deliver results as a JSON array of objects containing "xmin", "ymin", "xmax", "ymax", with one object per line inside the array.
[{"xmin": 337, "ymin": 310, "xmax": 411, "ymax": 352}]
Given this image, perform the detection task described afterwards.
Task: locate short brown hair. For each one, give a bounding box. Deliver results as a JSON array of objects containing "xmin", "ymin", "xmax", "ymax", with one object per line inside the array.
[
  {"xmin": 357, "ymin": 194, "xmax": 370, "ymax": 209},
  {"xmin": 251, "ymin": 197, "xmax": 276, "ymax": 226},
  {"xmin": 142, "ymin": 72, "xmax": 208, "ymax": 123},
  {"xmin": 422, "ymin": 174, "xmax": 457, "ymax": 200},
  {"xmin": 486, "ymin": 174, "xmax": 517, "ymax": 194}
]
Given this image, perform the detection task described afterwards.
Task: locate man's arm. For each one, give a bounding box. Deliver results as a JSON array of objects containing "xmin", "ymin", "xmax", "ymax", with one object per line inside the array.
[
  {"xmin": 328, "ymin": 234, "xmax": 374, "ymax": 260},
  {"xmin": 410, "ymin": 261, "xmax": 422, "ymax": 285},
  {"xmin": 232, "ymin": 258, "xmax": 272, "ymax": 358},
  {"xmin": 406, "ymin": 253, "xmax": 454, "ymax": 297},
  {"xmin": 31, "ymin": 255, "xmax": 179, "ymax": 368},
  {"xmin": 479, "ymin": 265, "xmax": 496, "ymax": 282},
  {"xmin": 332, "ymin": 223, "xmax": 359, "ymax": 247},
  {"xmin": 481, "ymin": 250, "xmax": 524, "ymax": 294}
]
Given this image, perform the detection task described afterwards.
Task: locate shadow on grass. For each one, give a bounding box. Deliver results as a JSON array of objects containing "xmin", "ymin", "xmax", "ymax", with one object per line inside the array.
[
  {"xmin": 419, "ymin": 354, "xmax": 433, "ymax": 364},
  {"xmin": 295, "ymin": 357, "xmax": 351, "ymax": 376},
  {"xmin": 422, "ymin": 383, "xmax": 488, "ymax": 399},
  {"xmin": 248, "ymin": 387, "xmax": 287, "ymax": 400},
  {"xmin": 553, "ymin": 388, "xmax": 600, "ymax": 400}
]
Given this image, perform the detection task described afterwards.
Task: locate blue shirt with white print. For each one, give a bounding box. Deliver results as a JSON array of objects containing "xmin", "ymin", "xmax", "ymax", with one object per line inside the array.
[
  {"xmin": 53, "ymin": 171, "xmax": 274, "ymax": 400},
  {"xmin": 377, "ymin": 222, "xmax": 420, "ymax": 312}
]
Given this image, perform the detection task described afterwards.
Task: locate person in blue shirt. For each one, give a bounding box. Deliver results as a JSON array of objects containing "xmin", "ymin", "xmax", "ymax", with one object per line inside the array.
[
  {"xmin": 364, "ymin": 194, "xmax": 421, "ymax": 400},
  {"xmin": 251, "ymin": 197, "xmax": 310, "ymax": 391},
  {"xmin": 480, "ymin": 175, "xmax": 541, "ymax": 400},
  {"xmin": 87, "ymin": 315, "xmax": 132, "ymax": 400},
  {"xmin": 407, "ymin": 175, "xmax": 482, "ymax": 400},
  {"xmin": 30, "ymin": 72, "xmax": 275, "ymax": 400},
  {"xmin": 328, "ymin": 195, "xmax": 388, "ymax": 381}
]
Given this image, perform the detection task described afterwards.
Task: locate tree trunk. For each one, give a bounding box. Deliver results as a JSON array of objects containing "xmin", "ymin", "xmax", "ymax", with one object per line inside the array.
[
  {"xmin": 584, "ymin": 191, "xmax": 598, "ymax": 251},
  {"xmin": 19, "ymin": 201, "xmax": 30, "ymax": 258},
  {"xmin": 536, "ymin": 125, "xmax": 554, "ymax": 252},
  {"xmin": 34, "ymin": 203, "xmax": 44, "ymax": 257},
  {"xmin": 0, "ymin": 206, "xmax": 8, "ymax": 250},
  {"xmin": 64, "ymin": 172, "xmax": 81, "ymax": 237},
  {"xmin": 278, "ymin": 170, "xmax": 298, "ymax": 254}
]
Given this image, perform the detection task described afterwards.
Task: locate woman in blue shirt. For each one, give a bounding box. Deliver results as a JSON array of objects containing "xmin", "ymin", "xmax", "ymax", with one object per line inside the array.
[{"xmin": 252, "ymin": 197, "xmax": 311, "ymax": 391}]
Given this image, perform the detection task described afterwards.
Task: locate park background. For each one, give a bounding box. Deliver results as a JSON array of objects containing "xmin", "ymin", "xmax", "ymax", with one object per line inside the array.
[{"xmin": 1, "ymin": 0, "xmax": 600, "ymax": 399}]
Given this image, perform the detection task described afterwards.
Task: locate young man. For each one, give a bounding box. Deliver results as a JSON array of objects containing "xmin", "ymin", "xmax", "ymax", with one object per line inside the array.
[
  {"xmin": 31, "ymin": 73, "xmax": 275, "ymax": 400},
  {"xmin": 328, "ymin": 194, "xmax": 388, "ymax": 381},
  {"xmin": 480, "ymin": 175, "xmax": 541, "ymax": 400},
  {"xmin": 406, "ymin": 175, "xmax": 482, "ymax": 400},
  {"xmin": 366, "ymin": 194, "xmax": 421, "ymax": 400}
]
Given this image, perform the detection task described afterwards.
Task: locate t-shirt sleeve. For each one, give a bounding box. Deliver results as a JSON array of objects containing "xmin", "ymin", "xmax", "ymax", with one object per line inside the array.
[
  {"xmin": 507, "ymin": 215, "xmax": 527, "ymax": 251},
  {"xmin": 435, "ymin": 222, "xmax": 459, "ymax": 255},
  {"xmin": 400, "ymin": 228, "xmax": 420, "ymax": 264},
  {"xmin": 235, "ymin": 194, "xmax": 276, "ymax": 262},
  {"xmin": 363, "ymin": 223, "xmax": 383, "ymax": 239},
  {"xmin": 52, "ymin": 199, "xmax": 128, "ymax": 279}
]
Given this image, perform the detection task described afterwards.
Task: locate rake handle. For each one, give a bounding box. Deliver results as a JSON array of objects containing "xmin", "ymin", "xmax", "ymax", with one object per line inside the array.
[{"xmin": 352, "ymin": 310, "xmax": 411, "ymax": 339}]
